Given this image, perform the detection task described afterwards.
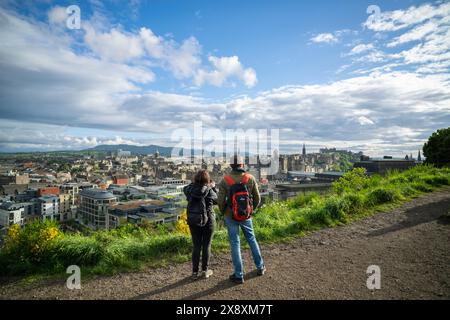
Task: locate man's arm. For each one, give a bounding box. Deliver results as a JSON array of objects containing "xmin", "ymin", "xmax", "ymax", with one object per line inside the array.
[
  {"xmin": 217, "ymin": 179, "xmax": 227, "ymax": 214},
  {"xmin": 251, "ymin": 178, "xmax": 261, "ymax": 210}
]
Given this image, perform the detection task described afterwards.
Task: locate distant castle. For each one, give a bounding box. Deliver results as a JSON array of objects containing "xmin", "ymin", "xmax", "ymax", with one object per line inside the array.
[{"xmin": 405, "ymin": 150, "xmax": 422, "ymax": 162}]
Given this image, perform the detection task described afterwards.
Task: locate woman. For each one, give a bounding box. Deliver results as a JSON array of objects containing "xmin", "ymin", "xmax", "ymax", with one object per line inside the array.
[{"xmin": 183, "ymin": 170, "xmax": 217, "ymax": 280}]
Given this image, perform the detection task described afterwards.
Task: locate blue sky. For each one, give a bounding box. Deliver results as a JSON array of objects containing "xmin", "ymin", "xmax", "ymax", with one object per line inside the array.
[{"xmin": 0, "ymin": 0, "xmax": 449, "ymax": 156}]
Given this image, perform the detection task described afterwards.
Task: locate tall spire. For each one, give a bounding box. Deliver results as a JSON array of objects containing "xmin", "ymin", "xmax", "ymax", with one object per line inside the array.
[
  {"xmin": 418, "ymin": 150, "xmax": 422, "ymax": 162},
  {"xmin": 302, "ymin": 143, "xmax": 306, "ymax": 156}
]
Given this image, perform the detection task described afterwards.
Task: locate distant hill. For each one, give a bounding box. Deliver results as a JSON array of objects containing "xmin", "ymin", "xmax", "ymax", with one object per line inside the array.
[
  {"xmin": 85, "ymin": 144, "xmax": 176, "ymax": 156},
  {"xmin": 85, "ymin": 144, "xmax": 245, "ymax": 157}
]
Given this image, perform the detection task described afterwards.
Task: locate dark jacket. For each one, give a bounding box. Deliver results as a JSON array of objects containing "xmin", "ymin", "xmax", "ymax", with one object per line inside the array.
[
  {"xmin": 217, "ymin": 168, "xmax": 260, "ymax": 218},
  {"xmin": 183, "ymin": 183, "xmax": 218, "ymax": 225}
]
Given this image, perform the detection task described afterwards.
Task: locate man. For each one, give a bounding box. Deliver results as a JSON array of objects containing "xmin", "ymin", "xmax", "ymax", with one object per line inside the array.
[{"xmin": 217, "ymin": 155, "xmax": 266, "ymax": 284}]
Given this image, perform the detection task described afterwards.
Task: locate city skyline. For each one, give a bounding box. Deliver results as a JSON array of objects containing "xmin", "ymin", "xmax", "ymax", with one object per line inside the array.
[{"xmin": 0, "ymin": 0, "xmax": 449, "ymax": 157}]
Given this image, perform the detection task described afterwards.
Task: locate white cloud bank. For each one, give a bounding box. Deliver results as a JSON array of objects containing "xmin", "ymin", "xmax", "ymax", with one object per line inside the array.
[{"xmin": 0, "ymin": 2, "xmax": 449, "ymax": 156}]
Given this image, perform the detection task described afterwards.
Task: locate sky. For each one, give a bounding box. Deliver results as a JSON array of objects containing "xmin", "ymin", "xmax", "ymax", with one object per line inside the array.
[{"xmin": 0, "ymin": 0, "xmax": 449, "ymax": 156}]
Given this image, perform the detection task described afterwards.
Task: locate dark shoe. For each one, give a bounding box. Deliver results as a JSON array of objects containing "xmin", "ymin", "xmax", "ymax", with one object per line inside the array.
[
  {"xmin": 257, "ymin": 266, "xmax": 266, "ymax": 276},
  {"xmin": 229, "ymin": 274, "xmax": 244, "ymax": 284},
  {"xmin": 191, "ymin": 272, "xmax": 199, "ymax": 280}
]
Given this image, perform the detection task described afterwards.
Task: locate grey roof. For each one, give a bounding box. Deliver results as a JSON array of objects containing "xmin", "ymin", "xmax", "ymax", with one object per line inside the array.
[
  {"xmin": 0, "ymin": 202, "xmax": 24, "ymax": 210},
  {"xmin": 275, "ymin": 183, "xmax": 332, "ymax": 190},
  {"xmin": 80, "ymin": 188, "xmax": 116, "ymax": 200},
  {"xmin": 39, "ymin": 195, "xmax": 59, "ymax": 201},
  {"xmin": 315, "ymin": 171, "xmax": 344, "ymax": 176}
]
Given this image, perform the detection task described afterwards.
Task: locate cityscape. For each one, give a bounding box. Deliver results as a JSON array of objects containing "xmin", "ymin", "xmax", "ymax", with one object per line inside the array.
[
  {"xmin": 0, "ymin": 144, "xmax": 423, "ymax": 239},
  {"xmin": 0, "ymin": 0, "xmax": 449, "ymax": 304}
]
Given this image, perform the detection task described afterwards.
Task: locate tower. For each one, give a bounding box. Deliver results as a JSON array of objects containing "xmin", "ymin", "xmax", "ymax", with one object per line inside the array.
[
  {"xmin": 302, "ymin": 143, "xmax": 306, "ymax": 156},
  {"xmin": 418, "ymin": 150, "xmax": 422, "ymax": 162}
]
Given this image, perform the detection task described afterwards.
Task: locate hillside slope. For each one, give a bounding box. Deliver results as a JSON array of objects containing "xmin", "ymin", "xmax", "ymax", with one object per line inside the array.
[{"xmin": 1, "ymin": 188, "xmax": 449, "ymax": 300}]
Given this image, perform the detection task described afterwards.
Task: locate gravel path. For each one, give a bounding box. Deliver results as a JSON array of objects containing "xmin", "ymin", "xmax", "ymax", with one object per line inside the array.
[{"xmin": 1, "ymin": 188, "xmax": 449, "ymax": 300}]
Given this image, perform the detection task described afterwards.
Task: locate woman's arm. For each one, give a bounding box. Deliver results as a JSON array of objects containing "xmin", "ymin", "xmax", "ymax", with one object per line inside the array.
[{"xmin": 209, "ymin": 187, "xmax": 218, "ymax": 205}]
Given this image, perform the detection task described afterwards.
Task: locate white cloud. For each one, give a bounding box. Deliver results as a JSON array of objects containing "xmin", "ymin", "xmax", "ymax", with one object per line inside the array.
[
  {"xmin": 387, "ymin": 21, "xmax": 437, "ymax": 47},
  {"xmin": 311, "ymin": 33, "xmax": 338, "ymax": 44},
  {"xmin": 47, "ymin": 5, "xmax": 67, "ymax": 25},
  {"xmin": 1, "ymin": 70, "xmax": 449, "ymax": 156},
  {"xmin": 194, "ymin": 56, "xmax": 257, "ymax": 88},
  {"xmin": 83, "ymin": 24, "xmax": 145, "ymax": 62},
  {"xmin": 343, "ymin": 2, "xmax": 450, "ymax": 79},
  {"xmin": 364, "ymin": 2, "xmax": 450, "ymax": 32},
  {"xmin": 356, "ymin": 116, "xmax": 375, "ymax": 126},
  {"xmin": 139, "ymin": 27, "xmax": 164, "ymax": 58},
  {"xmin": 81, "ymin": 18, "xmax": 251, "ymax": 85},
  {"xmin": 165, "ymin": 36, "xmax": 202, "ymax": 79},
  {"xmin": 349, "ymin": 43, "xmax": 374, "ymax": 55}
]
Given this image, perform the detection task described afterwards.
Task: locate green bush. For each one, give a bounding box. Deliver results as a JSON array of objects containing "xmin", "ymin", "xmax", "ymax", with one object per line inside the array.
[
  {"xmin": 332, "ymin": 167, "xmax": 369, "ymax": 194},
  {"xmin": 287, "ymin": 192, "xmax": 319, "ymax": 209},
  {"xmin": 50, "ymin": 236, "xmax": 104, "ymax": 267},
  {"xmin": 411, "ymin": 182, "xmax": 434, "ymax": 192},
  {"xmin": 367, "ymin": 187, "xmax": 400, "ymax": 205},
  {"xmin": 323, "ymin": 196, "xmax": 350, "ymax": 221},
  {"xmin": 341, "ymin": 192, "xmax": 365, "ymax": 213}
]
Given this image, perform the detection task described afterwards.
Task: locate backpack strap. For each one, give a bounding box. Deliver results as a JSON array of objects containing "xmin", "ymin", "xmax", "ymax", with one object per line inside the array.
[
  {"xmin": 241, "ymin": 173, "xmax": 250, "ymax": 185},
  {"xmin": 224, "ymin": 175, "xmax": 235, "ymax": 186}
]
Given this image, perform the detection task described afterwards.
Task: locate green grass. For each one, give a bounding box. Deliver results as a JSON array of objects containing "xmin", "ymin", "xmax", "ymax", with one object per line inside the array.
[{"xmin": 1, "ymin": 164, "xmax": 449, "ymax": 279}]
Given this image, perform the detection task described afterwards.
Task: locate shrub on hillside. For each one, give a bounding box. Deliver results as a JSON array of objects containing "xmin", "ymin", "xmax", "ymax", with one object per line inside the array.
[
  {"xmin": 367, "ymin": 188, "xmax": 400, "ymax": 205},
  {"xmin": 287, "ymin": 192, "xmax": 319, "ymax": 209},
  {"xmin": 332, "ymin": 167, "xmax": 369, "ymax": 194},
  {"xmin": 4, "ymin": 220, "xmax": 62, "ymax": 264},
  {"xmin": 50, "ymin": 235, "xmax": 104, "ymax": 267}
]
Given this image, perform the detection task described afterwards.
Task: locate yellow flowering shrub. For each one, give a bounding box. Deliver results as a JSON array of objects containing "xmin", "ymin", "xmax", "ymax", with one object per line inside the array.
[
  {"xmin": 3, "ymin": 220, "xmax": 63, "ymax": 263},
  {"xmin": 5, "ymin": 224, "xmax": 21, "ymax": 248},
  {"xmin": 29, "ymin": 226, "xmax": 62, "ymax": 259},
  {"xmin": 175, "ymin": 209, "xmax": 190, "ymax": 236}
]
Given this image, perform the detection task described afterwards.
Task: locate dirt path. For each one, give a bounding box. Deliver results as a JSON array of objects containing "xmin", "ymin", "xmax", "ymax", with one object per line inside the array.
[{"xmin": 1, "ymin": 188, "xmax": 450, "ymax": 300}]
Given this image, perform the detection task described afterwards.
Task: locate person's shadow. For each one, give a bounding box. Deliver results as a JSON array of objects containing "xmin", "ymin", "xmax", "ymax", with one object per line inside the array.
[
  {"xmin": 130, "ymin": 270, "xmax": 260, "ymax": 300},
  {"xmin": 131, "ymin": 276, "xmax": 193, "ymax": 300},
  {"xmin": 181, "ymin": 270, "xmax": 260, "ymax": 300},
  {"xmin": 367, "ymin": 198, "xmax": 450, "ymax": 237}
]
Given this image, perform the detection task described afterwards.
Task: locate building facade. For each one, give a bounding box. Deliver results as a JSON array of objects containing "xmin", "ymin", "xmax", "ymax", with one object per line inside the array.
[
  {"xmin": 78, "ymin": 189, "xmax": 117, "ymax": 230},
  {"xmin": 0, "ymin": 203, "xmax": 25, "ymax": 228},
  {"xmin": 38, "ymin": 196, "xmax": 60, "ymax": 221}
]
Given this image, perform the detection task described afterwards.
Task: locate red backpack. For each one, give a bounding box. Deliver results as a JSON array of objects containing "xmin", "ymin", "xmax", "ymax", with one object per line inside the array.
[{"xmin": 224, "ymin": 174, "xmax": 252, "ymax": 221}]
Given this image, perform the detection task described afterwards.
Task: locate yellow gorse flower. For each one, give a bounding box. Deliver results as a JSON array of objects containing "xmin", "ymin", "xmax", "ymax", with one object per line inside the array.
[
  {"xmin": 175, "ymin": 209, "xmax": 190, "ymax": 236},
  {"xmin": 8, "ymin": 224, "xmax": 20, "ymax": 242}
]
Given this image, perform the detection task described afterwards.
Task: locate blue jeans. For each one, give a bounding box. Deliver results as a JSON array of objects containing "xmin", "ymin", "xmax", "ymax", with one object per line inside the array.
[{"xmin": 225, "ymin": 216, "xmax": 264, "ymax": 279}]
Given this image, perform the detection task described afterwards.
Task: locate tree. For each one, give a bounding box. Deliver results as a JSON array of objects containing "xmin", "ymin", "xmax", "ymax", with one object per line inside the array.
[{"xmin": 423, "ymin": 127, "xmax": 450, "ymax": 167}]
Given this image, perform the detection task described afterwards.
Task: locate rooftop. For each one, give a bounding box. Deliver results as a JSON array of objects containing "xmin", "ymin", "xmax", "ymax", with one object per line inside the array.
[
  {"xmin": 80, "ymin": 188, "xmax": 116, "ymax": 200},
  {"xmin": 112, "ymin": 200, "xmax": 165, "ymax": 211}
]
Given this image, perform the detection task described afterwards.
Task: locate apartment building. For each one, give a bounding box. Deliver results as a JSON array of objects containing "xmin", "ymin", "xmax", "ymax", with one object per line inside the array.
[{"xmin": 78, "ymin": 189, "xmax": 117, "ymax": 230}]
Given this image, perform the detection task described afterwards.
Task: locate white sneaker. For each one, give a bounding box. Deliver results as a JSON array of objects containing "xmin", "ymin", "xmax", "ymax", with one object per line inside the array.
[{"xmin": 202, "ymin": 269, "xmax": 213, "ymax": 279}]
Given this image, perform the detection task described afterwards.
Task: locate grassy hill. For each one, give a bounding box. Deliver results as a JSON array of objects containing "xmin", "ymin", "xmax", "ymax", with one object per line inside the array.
[{"xmin": 1, "ymin": 165, "xmax": 449, "ymax": 277}]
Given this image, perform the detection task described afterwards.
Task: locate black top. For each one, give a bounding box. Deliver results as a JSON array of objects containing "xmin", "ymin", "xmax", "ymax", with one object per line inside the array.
[{"xmin": 183, "ymin": 183, "xmax": 218, "ymax": 225}]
